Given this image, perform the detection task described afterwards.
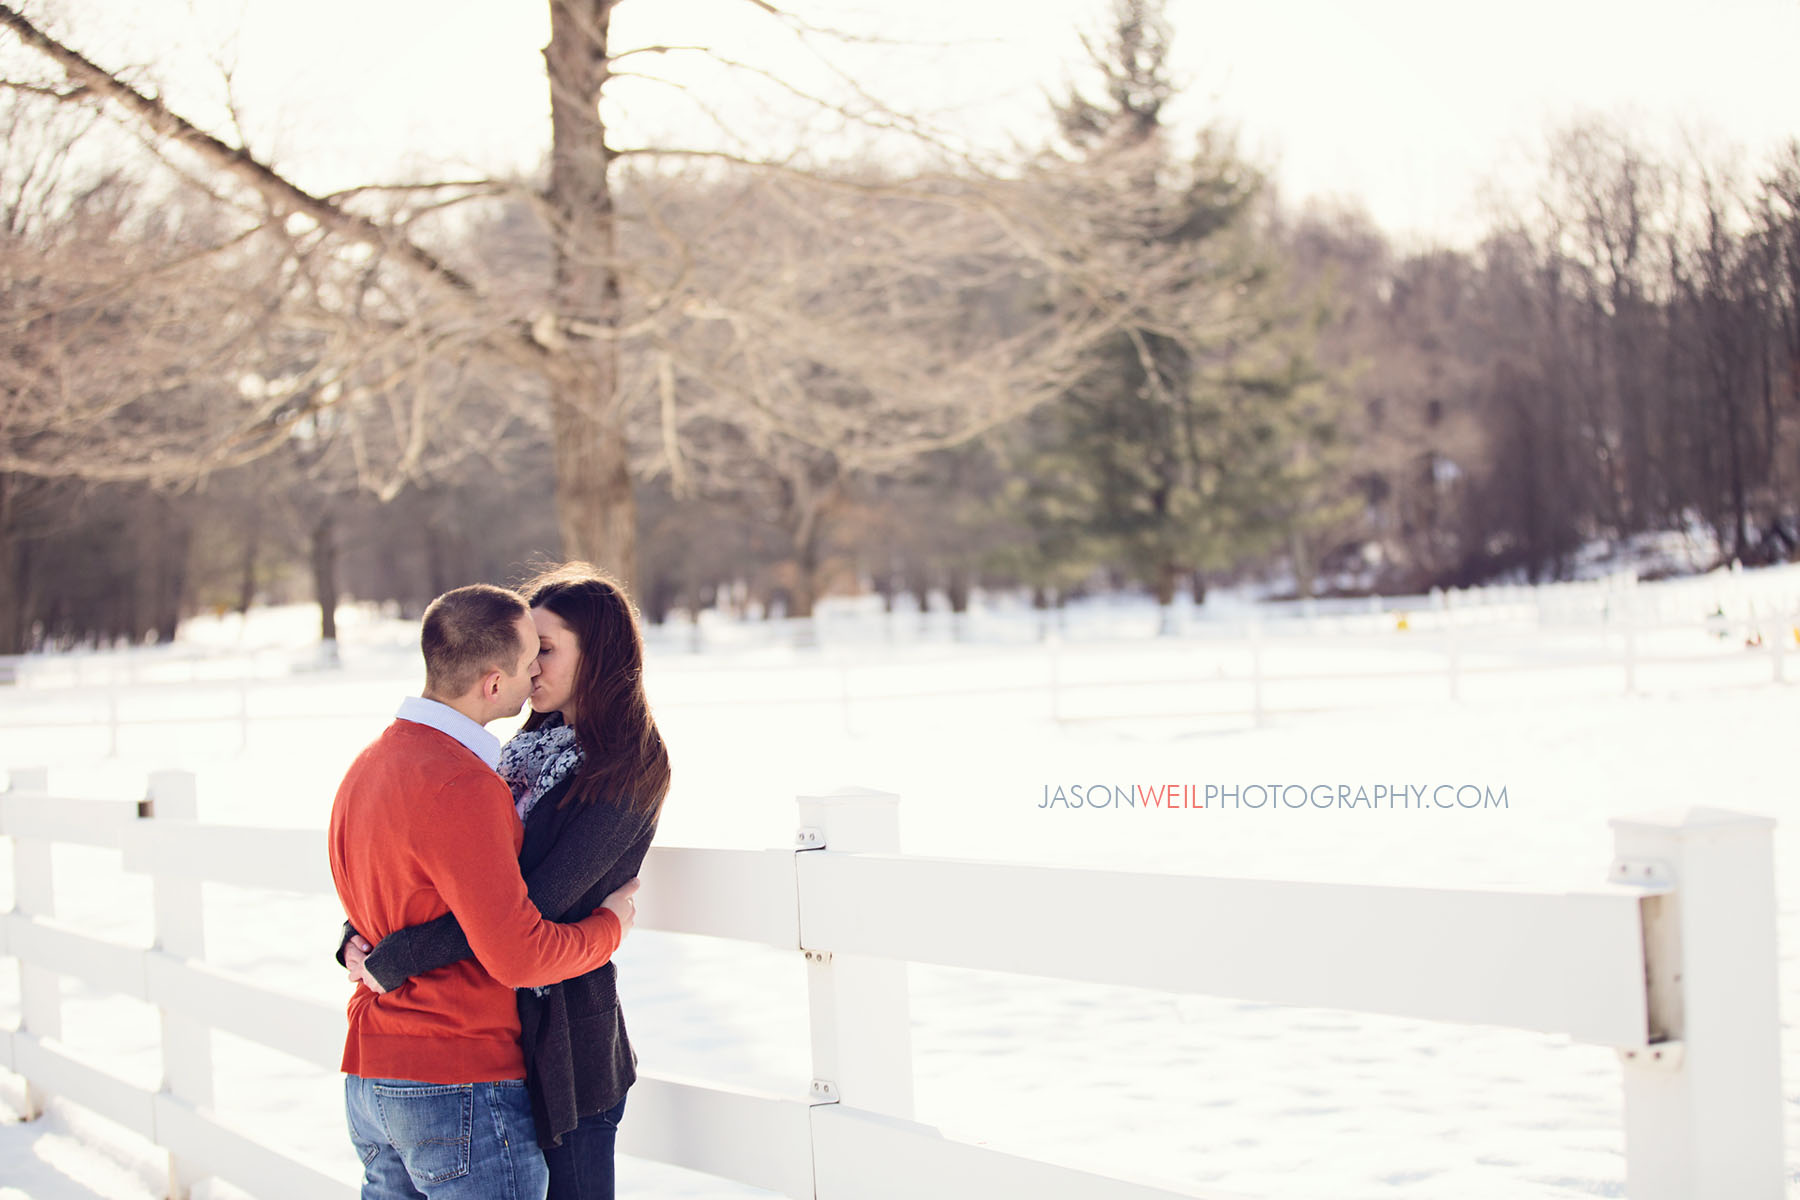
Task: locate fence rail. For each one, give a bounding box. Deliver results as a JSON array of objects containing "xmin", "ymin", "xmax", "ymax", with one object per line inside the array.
[
  {"xmin": 0, "ymin": 770, "xmax": 1787, "ymax": 1199},
  {"xmin": 1, "ymin": 609, "xmax": 1795, "ymax": 758}
]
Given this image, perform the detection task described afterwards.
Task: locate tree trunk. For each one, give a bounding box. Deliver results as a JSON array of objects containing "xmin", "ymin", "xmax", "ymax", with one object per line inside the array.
[
  {"xmin": 1758, "ymin": 321, "xmax": 1779, "ymax": 504},
  {"xmin": 0, "ymin": 549, "xmax": 21, "ymax": 653},
  {"xmin": 1289, "ymin": 528, "xmax": 1315, "ymax": 601},
  {"xmin": 1724, "ymin": 372, "xmax": 1749, "ymax": 560},
  {"xmin": 545, "ymin": 0, "xmax": 636, "ymax": 589},
  {"xmin": 149, "ymin": 498, "xmax": 189, "ymax": 643},
  {"xmin": 1153, "ymin": 560, "xmax": 1178, "ymax": 636},
  {"xmin": 945, "ymin": 568, "xmax": 971, "ymax": 614},
  {"xmin": 0, "ymin": 476, "xmax": 24, "ymax": 654},
  {"xmin": 645, "ymin": 575, "xmax": 676, "ymax": 625},
  {"xmin": 908, "ymin": 567, "xmax": 931, "ymax": 618},
  {"xmin": 1189, "ymin": 569, "xmax": 1207, "ymax": 606},
  {"xmin": 945, "ymin": 568, "xmax": 971, "ymax": 641},
  {"xmin": 789, "ymin": 537, "xmax": 819, "ymax": 621},
  {"xmin": 1152, "ymin": 560, "xmax": 1178, "ymax": 607},
  {"xmin": 311, "ymin": 512, "xmax": 340, "ymax": 644},
  {"xmin": 236, "ymin": 513, "xmax": 261, "ymax": 615},
  {"xmin": 787, "ymin": 489, "xmax": 835, "ymax": 623},
  {"xmin": 423, "ymin": 513, "xmax": 458, "ymax": 598}
]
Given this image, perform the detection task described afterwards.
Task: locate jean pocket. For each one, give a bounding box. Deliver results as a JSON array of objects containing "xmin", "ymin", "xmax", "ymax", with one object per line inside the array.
[
  {"xmin": 373, "ymin": 1082, "xmax": 473, "ymax": 1185},
  {"xmin": 345, "ymin": 1080, "xmax": 382, "ymax": 1167}
]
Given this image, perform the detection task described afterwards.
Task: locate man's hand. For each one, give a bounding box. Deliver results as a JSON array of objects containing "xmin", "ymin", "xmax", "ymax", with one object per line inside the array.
[
  {"xmin": 600, "ymin": 877, "xmax": 641, "ymax": 939},
  {"xmin": 344, "ymin": 935, "xmax": 388, "ymax": 994}
]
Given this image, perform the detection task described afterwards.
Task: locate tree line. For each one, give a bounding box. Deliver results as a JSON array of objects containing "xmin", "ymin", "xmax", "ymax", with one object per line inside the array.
[{"xmin": 1, "ymin": 0, "xmax": 1795, "ymax": 652}]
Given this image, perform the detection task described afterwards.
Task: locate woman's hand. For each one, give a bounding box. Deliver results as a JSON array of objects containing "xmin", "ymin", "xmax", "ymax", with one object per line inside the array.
[
  {"xmin": 600, "ymin": 877, "xmax": 641, "ymax": 939},
  {"xmin": 345, "ymin": 935, "xmax": 388, "ymax": 994}
]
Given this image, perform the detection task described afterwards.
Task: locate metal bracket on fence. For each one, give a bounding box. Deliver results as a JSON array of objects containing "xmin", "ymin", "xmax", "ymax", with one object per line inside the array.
[
  {"xmin": 795, "ymin": 826, "xmax": 827, "ymax": 850},
  {"xmin": 1608, "ymin": 858, "xmax": 1673, "ymax": 887},
  {"xmin": 804, "ymin": 949, "xmax": 833, "ymax": 966},
  {"xmin": 1617, "ymin": 1041, "xmax": 1685, "ymax": 1071},
  {"xmin": 809, "ymin": 1078, "xmax": 840, "ymax": 1104}
]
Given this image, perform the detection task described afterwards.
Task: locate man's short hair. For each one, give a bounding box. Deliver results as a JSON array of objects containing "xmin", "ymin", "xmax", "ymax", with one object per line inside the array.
[{"xmin": 421, "ymin": 584, "xmax": 530, "ymax": 697}]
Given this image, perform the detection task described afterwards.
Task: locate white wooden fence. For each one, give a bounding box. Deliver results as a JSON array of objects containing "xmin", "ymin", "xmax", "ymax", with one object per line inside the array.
[
  {"xmin": 0, "ymin": 770, "xmax": 1787, "ymax": 1199},
  {"xmin": 0, "ymin": 605, "xmax": 1794, "ymax": 759}
]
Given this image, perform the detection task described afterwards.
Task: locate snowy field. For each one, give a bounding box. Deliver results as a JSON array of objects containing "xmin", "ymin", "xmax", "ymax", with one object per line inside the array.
[{"xmin": 0, "ymin": 579, "xmax": 1796, "ymax": 1199}]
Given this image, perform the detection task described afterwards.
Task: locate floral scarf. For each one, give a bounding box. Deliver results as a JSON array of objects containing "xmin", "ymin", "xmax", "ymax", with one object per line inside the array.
[{"xmin": 497, "ymin": 719, "xmax": 583, "ymax": 823}]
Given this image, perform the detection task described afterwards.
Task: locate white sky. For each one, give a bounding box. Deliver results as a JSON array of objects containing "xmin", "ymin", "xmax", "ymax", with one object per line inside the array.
[{"xmin": 37, "ymin": 0, "xmax": 1800, "ymax": 247}]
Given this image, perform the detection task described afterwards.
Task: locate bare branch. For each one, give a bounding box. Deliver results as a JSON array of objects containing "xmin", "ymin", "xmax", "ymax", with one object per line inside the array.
[
  {"xmin": 0, "ymin": 78, "xmax": 87, "ymax": 101},
  {"xmin": 0, "ymin": 3, "xmax": 481, "ymax": 297},
  {"xmin": 325, "ymin": 179, "xmax": 514, "ymax": 202}
]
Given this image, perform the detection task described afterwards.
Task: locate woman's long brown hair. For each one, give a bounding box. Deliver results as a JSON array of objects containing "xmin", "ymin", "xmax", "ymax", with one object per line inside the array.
[{"xmin": 520, "ymin": 563, "xmax": 671, "ymax": 818}]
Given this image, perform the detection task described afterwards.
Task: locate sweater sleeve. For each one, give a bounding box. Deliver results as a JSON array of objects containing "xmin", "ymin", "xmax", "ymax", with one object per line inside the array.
[
  {"xmin": 407, "ymin": 769, "xmax": 622, "ymax": 990},
  {"xmin": 360, "ymin": 911, "xmax": 471, "ymax": 993},
  {"xmin": 363, "ymin": 787, "xmax": 652, "ymax": 993}
]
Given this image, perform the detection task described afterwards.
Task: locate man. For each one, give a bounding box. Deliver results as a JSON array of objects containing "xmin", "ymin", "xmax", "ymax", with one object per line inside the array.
[{"xmin": 329, "ymin": 583, "xmax": 638, "ymax": 1200}]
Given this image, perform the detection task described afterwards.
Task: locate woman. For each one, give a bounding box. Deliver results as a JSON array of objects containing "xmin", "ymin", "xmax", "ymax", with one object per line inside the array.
[{"xmin": 342, "ymin": 563, "xmax": 671, "ymax": 1200}]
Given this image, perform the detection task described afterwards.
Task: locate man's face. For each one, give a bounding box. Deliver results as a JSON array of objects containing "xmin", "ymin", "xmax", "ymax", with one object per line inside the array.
[{"xmin": 492, "ymin": 610, "xmax": 541, "ymax": 718}]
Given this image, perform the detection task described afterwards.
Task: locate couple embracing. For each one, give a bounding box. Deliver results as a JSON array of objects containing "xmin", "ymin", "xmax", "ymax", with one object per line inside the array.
[{"xmin": 328, "ymin": 563, "xmax": 671, "ymax": 1200}]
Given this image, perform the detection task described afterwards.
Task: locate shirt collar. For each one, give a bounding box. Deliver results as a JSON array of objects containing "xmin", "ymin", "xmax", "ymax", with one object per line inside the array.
[{"xmin": 395, "ymin": 696, "xmax": 503, "ymax": 770}]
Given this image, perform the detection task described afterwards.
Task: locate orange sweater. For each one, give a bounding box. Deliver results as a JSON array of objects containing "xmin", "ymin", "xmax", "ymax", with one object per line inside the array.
[{"xmin": 328, "ymin": 719, "xmax": 622, "ymax": 1083}]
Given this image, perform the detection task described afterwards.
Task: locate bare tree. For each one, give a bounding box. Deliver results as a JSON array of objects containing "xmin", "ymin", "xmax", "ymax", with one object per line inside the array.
[{"xmin": 1, "ymin": 2, "xmax": 1074, "ymax": 595}]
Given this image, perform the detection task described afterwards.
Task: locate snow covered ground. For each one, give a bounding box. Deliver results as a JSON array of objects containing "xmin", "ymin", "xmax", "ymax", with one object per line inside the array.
[{"xmin": 0, "ymin": 581, "xmax": 1796, "ymax": 1199}]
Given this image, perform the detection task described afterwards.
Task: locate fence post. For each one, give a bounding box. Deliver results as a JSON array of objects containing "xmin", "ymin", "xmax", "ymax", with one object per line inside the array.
[
  {"xmin": 107, "ymin": 686, "xmax": 121, "ymax": 758},
  {"xmin": 1440, "ymin": 590, "xmax": 1460, "ymax": 702},
  {"xmin": 144, "ymin": 769, "xmax": 212, "ymax": 1199},
  {"xmin": 795, "ymin": 788, "xmax": 914, "ymax": 1120},
  {"xmin": 237, "ymin": 674, "xmax": 252, "ymax": 755},
  {"xmin": 1609, "ymin": 807, "xmax": 1784, "ymax": 1199},
  {"xmin": 1618, "ymin": 579, "xmax": 1638, "ymax": 694},
  {"xmin": 1623, "ymin": 615, "xmax": 1638, "ymax": 694},
  {"xmin": 1246, "ymin": 617, "xmax": 1266, "ymax": 728},
  {"xmin": 837, "ymin": 659, "xmax": 854, "ymax": 738},
  {"xmin": 7, "ymin": 766, "xmax": 55, "ymax": 1120}
]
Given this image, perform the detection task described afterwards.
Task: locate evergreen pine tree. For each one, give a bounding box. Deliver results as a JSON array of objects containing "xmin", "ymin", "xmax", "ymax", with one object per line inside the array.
[{"xmin": 1011, "ymin": 0, "xmax": 1348, "ymax": 627}]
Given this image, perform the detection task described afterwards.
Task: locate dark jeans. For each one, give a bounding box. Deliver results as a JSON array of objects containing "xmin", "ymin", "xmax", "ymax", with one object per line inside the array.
[{"xmin": 542, "ymin": 1092, "xmax": 628, "ymax": 1200}]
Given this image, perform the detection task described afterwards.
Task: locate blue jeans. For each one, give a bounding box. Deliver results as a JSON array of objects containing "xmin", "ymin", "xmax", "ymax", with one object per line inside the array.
[
  {"xmin": 346, "ymin": 1076, "xmax": 547, "ymax": 1200},
  {"xmin": 542, "ymin": 1093, "xmax": 628, "ymax": 1200}
]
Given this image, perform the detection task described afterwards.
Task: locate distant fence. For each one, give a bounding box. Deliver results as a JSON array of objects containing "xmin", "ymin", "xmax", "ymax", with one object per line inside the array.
[
  {"xmin": 0, "ymin": 603, "xmax": 1792, "ymax": 755},
  {"xmin": 5, "ymin": 558, "xmax": 1800, "ymax": 685},
  {"xmin": 652, "ymin": 560, "xmax": 1800, "ymax": 649},
  {"xmin": 0, "ymin": 770, "xmax": 1785, "ymax": 1199}
]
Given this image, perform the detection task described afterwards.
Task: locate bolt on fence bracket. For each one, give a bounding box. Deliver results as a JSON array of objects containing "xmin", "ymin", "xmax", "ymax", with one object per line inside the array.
[
  {"xmin": 1617, "ymin": 1041, "xmax": 1686, "ymax": 1070},
  {"xmin": 1607, "ymin": 857, "xmax": 1674, "ymax": 889}
]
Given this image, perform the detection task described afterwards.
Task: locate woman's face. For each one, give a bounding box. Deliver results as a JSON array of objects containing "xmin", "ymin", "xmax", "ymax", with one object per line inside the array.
[{"xmin": 530, "ymin": 606, "xmax": 582, "ymax": 719}]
